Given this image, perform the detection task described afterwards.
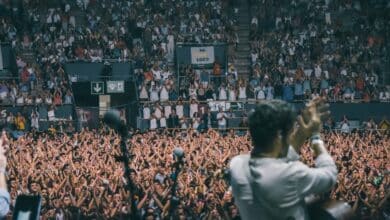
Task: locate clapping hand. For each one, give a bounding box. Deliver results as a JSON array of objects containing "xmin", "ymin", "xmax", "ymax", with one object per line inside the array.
[{"xmin": 290, "ymin": 97, "xmax": 330, "ymax": 151}]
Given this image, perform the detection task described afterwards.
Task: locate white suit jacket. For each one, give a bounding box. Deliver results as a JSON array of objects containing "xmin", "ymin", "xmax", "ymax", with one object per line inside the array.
[{"xmin": 229, "ymin": 147, "xmax": 337, "ymax": 220}]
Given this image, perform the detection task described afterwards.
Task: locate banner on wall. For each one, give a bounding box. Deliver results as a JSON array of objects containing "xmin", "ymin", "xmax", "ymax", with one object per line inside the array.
[{"xmin": 191, "ymin": 46, "xmax": 215, "ymax": 65}]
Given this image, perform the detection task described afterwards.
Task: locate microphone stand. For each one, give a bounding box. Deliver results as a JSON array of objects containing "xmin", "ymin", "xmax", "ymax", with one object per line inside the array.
[
  {"xmin": 168, "ymin": 157, "xmax": 184, "ymax": 219},
  {"xmin": 118, "ymin": 132, "xmax": 140, "ymax": 220}
]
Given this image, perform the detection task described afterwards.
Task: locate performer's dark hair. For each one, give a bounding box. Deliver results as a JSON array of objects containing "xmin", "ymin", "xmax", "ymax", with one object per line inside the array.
[{"xmin": 248, "ymin": 100, "xmax": 296, "ymax": 153}]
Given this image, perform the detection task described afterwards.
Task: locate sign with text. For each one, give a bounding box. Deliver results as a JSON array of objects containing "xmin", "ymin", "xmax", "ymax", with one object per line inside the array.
[
  {"xmin": 191, "ymin": 46, "xmax": 215, "ymax": 65},
  {"xmin": 91, "ymin": 81, "xmax": 104, "ymax": 95},
  {"xmin": 107, "ymin": 81, "xmax": 124, "ymax": 93}
]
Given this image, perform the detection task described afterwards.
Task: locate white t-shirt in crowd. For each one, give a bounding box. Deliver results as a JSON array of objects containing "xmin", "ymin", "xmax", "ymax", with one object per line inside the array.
[
  {"xmin": 176, "ymin": 105, "xmax": 184, "ymax": 118},
  {"xmin": 219, "ymin": 87, "xmax": 227, "ymax": 100},
  {"xmin": 239, "ymin": 86, "xmax": 247, "ymax": 99},
  {"xmin": 16, "ymin": 96, "xmax": 24, "ymax": 105},
  {"xmin": 314, "ymin": 65, "xmax": 322, "ymax": 78},
  {"xmin": 229, "ymin": 89, "xmax": 237, "ymax": 101},
  {"xmin": 257, "ymin": 88, "xmax": 265, "ymax": 100},
  {"xmin": 160, "ymin": 87, "xmax": 169, "ymax": 102},
  {"xmin": 152, "ymin": 69, "xmax": 161, "ymax": 80},
  {"xmin": 190, "ymin": 103, "xmax": 198, "ymax": 118},
  {"xmin": 140, "ymin": 86, "xmax": 149, "ymax": 99},
  {"xmin": 160, "ymin": 117, "xmax": 167, "ymax": 128},
  {"xmin": 217, "ymin": 112, "xmax": 227, "ymax": 126},
  {"xmin": 150, "ymin": 118, "xmax": 157, "ymax": 130},
  {"xmin": 164, "ymin": 105, "xmax": 171, "ymax": 118},
  {"xmin": 48, "ymin": 109, "xmax": 55, "ymax": 121},
  {"xmin": 154, "ymin": 107, "xmax": 162, "ymax": 119},
  {"xmin": 266, "ymin": 86, "xmax": 274, "ymax": 100},
  {"xmin": 192, "ymin": 118, "xmax": 200, "ymax": 129},
  {"xmin": 150, "ymin": 88, "xmax": 159, "ymax": 102},
  {"xmin": 143, "ymin": 107, "xmax": 151, "ymax": 119}
]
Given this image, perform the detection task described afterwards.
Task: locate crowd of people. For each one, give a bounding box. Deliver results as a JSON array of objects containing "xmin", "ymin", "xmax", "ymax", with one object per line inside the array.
[
  {"xmin": 0, "ymin": 0, "xmax": 237, "ymax": 63},
  {"xmin": 3, "ymin": 128, "xmax": 389, "ymax": 219},
  {"xmin": 0, "ymin": 64, "xmax": 73, "ymax": 107},
  {"xmin": 247, "ymin": 0, "xmax": 389, "ymax": 102}
]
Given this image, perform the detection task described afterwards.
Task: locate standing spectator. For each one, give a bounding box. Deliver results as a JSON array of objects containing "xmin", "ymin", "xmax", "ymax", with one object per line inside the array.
[
  {"xmin": 340, "ymin": 117, "xmax": 350, "ymax": 133},
  {"xmin": 63, "ymin": 90, "xmax": 73, "ymax": 104},
  {"xmin": 294, "ymin": 79, "xmax": 304, "ymax": 100},
  {"xmin": 160, "ymin": 114, "xmax": 167, "ymax": 129},
  {"xmin": 189, "ymin": 99, "xmax": 198, "ymax": 119},
  {"xmin": 255, "ymin": 84, "xmax": 265, "ymax": 100},
  {"xmin": 150, "ymin": 114, "xmax": 158, "ymax": 130},
  {"xmin": 149, "ymin": 84, "xmax": 160, "ymax": 102},
  {"xmin": 175, "ymin": 99, "xmax": 184, "ymax": 119},
  {"xmin": 265, "ymin": 83, "xmax": 274, "ymax": 100},
  {"xmin": 217, "ymin": 108, "xmax": 228, "ymax": 131},
  {"xmin": 15, "ymin": 113, "xmax": 26, "ymax": 131},
  {"xmin": 218, "ymin": 84, "xmax": 228, "ymax": 101},
  {"xmin": 48, "ymin": 105, "xmax": 56, "ymax": 121},
  {"xmin": 238, "ymin": 81, "xmax": 247, "ymax": 100},
  {"xmin": 143, "ymin": 104, "xmax": 151, "ymax": 120},
  {"xmin": 139, "ymin": 83, "xmax": 149, "ymax": 101},
  {"xmin": 167, "ymin": 109, "xmax": 179, "ymax": 129},
  {"xmin": 160, "ymin": 85, "xmax": 169, "ymax": 102},
  {"xmin": 53, "ymin": 90, "xmax": 62, "ymax": 105},
  {"xmin": 31, "ymin": 111, "xmax": 40, "ymax": 131},
  {"xmin": 228, "ymin": 85, "xmax": 237, "ymax": 102},
  {"xmin": 192, "ymin": 112, "xmax": 201, "ymax": 130},
  {"xmin": 153, "ymin": 103, "xmax": 162, "ymax": 120}
]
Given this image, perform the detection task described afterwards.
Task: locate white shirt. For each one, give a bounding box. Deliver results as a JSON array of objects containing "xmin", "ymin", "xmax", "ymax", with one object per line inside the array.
[
  {"xmin": 150, "ymin": 118, "xmax": 157, "ymax": 130},
  {"xmin": 160, "ymin": 117, "xmax": 167, "ymax": 128},
  {"xmin": 150, "ymin": 87, "xmax": 159, "ymax": 102},
  {"xmin": 189, "ymin": 103, "xmax": 198, "ymax": 118},
  {"xmin": 230, "ymin": 147, "xmax": 337, "ymax": 220},
  {"xmin": 16, "ymin": 96, "xmax": 24, "ymax": 105},
  {"xmin": 143, "ymin": 107, "xmax": 151, "ymax": 119},
  {"xmin": 228, "ymin": 88, "xmax": 236, "ymax": 101},
  {"xmin": 257, "ymin": 88, "xmax": 265, "ymax": 100},
  {"xmin": 139, "ymin": 86, "xmax": 149, "ymax": 99},
  {"xmin": 266, "ymin": 86, "xmax": 274, "ymax": 100},
  {"xmin": 176, "ymin": 105, "xmax": 184, "ymax": 118},
  {"xmin": 314, "ymin": 65, "xmax": 322, "ymax": 78},
  {"xmin": 154, "ymin": 107, "xmax": 162, "ymax": 119},
  {"xmin": 192, "ymin": 117, "xmax": 200, "ymax": 129},
  {"xmin": 31, "ymin": 115, "xmax": 39, "ymax": 129},
  {"xmin": 239, "ymin": 86, "xmax": 247, "ymax": 99},
  {"xmin": 164, "ymin": 105, "xmax": 172, "ymax": 118},
  {"xmin": 341, "ymin": 122, "xmax": 350, "ymax": 133},
  {"xmin": 48, "ymin": 109, "xmax": 55, "ymax": 121},
  {"xmin": 152, "ymin": 69, "xmax": 161, "ymax": 80},
  {"xmin": 160, "ymin": 86, "xmax": 169, "ymax": 102},
  {"xmin": 217, "ymin": 112, "xmax": 227, "ymax": 126},
  {"xmin": 219, "ymin": 87, "xmax": 227, "ymax": 100}
]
